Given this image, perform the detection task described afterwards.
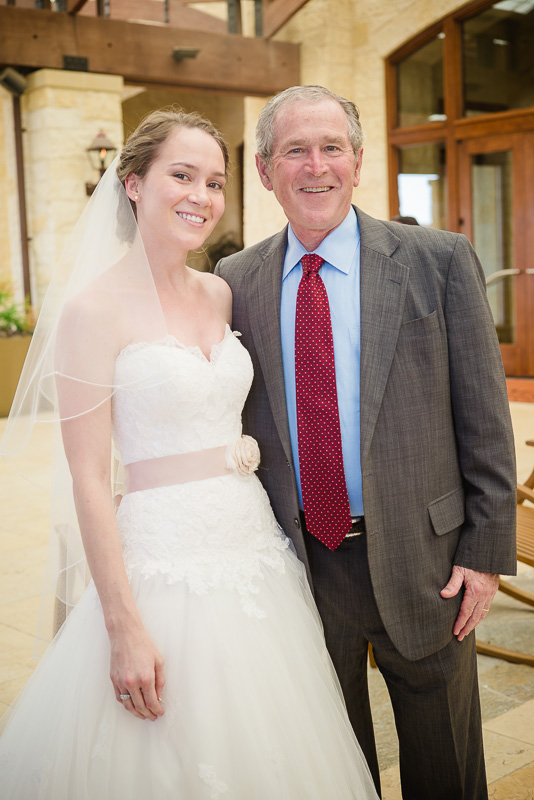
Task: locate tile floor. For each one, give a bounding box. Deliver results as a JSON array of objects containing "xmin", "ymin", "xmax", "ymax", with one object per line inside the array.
[{"xmin": 1, "ymin": 404, "xmax": 533, "ymax": 797}]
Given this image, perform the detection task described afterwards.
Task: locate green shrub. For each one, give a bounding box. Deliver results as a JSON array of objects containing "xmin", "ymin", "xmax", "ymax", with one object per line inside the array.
[{"xmin": 0, "ymin": 284, "xmax": 35, "ymax": 335}]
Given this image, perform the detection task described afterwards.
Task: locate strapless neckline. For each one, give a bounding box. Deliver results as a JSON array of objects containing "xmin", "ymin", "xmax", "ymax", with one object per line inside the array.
[{"xmin": 116, "ymin": 324, "xmax": 236, "ymax": 364}]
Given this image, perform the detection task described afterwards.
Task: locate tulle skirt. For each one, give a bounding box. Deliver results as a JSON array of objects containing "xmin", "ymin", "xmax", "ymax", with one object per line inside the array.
[{"xmin": 0, "ymin": 542, "xmax": 379, "ymax": 799}]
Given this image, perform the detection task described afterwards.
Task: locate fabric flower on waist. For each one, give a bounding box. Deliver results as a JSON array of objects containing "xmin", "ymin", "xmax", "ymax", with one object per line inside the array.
[{"xmin": 226, "ymin": 435, "xmax": 260, "ymax": 476}]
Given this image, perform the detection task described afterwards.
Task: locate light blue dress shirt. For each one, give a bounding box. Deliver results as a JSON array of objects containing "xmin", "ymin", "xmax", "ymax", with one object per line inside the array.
[{"xmin": 280, "ymin": 207, "xmax": 363, "ymax": 516}]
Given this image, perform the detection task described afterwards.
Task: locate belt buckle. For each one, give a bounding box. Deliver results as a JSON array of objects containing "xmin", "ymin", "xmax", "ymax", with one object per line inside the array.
[{"xmin": 345, "ymin": 516, "xmax": 365, "ymax": 538}]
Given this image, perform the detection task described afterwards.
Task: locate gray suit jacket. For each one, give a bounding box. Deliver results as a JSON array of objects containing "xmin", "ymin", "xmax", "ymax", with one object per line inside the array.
[{"xmin": 216, "ymin": 206, "xmax": 517, "ymax": 661}]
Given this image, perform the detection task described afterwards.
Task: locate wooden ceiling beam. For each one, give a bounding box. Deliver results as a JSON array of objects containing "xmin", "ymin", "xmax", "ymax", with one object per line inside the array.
[
  {"xmin": 67, "ymin": 0, "xmax": 90, "ymax": 14},
  {"xmin": 262, "ymin": 0, "xmax": 311, "ymax": 39},
  {"xmin": 0, "ymin": 6, "xmax": 299, "ymax": 95}
]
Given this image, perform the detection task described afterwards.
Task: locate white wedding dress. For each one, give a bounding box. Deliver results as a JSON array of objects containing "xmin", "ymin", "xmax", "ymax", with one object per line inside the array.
[{"xmin": 0, "ymin": 326, "xmax": 378, "ymax": 799}]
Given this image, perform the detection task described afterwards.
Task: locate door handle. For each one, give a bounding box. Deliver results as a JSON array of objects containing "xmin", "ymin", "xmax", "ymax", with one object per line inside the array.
[
  {"xmin": 485, "ymin": 269, "xmax": 520, "ymax": 285},
  {"xmin": 526, "ymin": 269, "xmax": 534, "ymax": 275}
]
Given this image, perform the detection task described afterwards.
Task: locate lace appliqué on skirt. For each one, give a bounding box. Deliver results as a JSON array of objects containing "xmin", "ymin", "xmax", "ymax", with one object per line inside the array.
[
  {"xmin": 116, "ymin": 473, "xmax": 289, "ymax": 618},
  {"xmin": 198, "ymin": 764, "xmax": 229, "ymax": 798}
]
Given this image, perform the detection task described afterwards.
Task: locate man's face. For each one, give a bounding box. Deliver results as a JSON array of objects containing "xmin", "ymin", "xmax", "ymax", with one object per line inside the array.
[{"xmin": 256, "ymin": 99, "xmax": 362, "ymax": 249}]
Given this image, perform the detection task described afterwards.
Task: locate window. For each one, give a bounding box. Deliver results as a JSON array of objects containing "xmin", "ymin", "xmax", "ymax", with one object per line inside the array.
[
  {"xmin": 388, "ymin": 0, "xmax": 534, "ymax": 230},
  {"xmin": 397, "ymin": 34, "xmax": 445, "ymax": 127},
  {"xmin": 462, "ymin": 1, "xmax": 534, "ymax": 116},
  {"xmin": 397, "ymin": 143, "xmax": 447, "ymax": 228}
]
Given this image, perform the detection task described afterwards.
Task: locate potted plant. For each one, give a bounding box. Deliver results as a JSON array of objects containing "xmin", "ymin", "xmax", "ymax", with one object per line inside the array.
[{"xmin": 0, "ymin": 283, "xmax": 36, "ymax": 417}]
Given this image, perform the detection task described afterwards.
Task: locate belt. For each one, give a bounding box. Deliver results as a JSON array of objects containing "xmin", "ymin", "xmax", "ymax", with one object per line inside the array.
[
  {"xmin": 300, "ymin": 510, "xmax": 365, "ymax": 540},
  {"xmin": 345, "ymin": 516, "xmax": 366, "ymax": 538}
]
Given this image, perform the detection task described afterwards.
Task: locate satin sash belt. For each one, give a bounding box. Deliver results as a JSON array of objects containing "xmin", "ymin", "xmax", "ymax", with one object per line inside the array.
[{"xmin": 125, "ymin": 445, "xmax": 231, "ymax": 494}]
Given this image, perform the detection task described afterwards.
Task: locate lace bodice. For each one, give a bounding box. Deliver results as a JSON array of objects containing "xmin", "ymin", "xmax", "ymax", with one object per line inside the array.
[
  {"xmin": 112, "ymin": 326, "xmax": 249, "ymax": 464},
  {"xmin": 110, "ymin": 327, "xmax": 289, "ymax": 618}
]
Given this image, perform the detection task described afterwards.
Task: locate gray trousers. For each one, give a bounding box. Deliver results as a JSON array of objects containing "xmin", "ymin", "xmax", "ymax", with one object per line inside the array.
[{"xmin": 302, "ymin": 520, "xmax": 488, "ymax": 800}]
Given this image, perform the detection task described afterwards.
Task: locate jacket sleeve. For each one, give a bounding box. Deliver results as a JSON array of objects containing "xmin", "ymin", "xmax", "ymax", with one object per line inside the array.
[{"xmin": 444, "ymin": 234, "xmax": 517, "ymax": 575}]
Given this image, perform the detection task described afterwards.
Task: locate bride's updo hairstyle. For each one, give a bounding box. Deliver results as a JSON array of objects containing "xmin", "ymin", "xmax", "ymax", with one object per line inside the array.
[{"xmin": 116, "ymin": 106, "xmax": 230, "ymax": 222}]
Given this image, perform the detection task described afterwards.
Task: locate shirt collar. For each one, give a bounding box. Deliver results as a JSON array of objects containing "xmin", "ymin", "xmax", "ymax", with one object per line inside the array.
[{"xmin": 283, "ymin": 206, "xmax": 359, "ymax": 280}]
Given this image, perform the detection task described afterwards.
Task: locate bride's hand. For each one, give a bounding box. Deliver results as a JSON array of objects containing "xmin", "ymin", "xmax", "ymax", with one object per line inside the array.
[{"xmin": 109, "ymin": 626, "xmax": 165, "ymax": 721}]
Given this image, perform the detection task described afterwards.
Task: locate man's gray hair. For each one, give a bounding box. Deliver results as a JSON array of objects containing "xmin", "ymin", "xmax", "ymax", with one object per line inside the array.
[{"xmin": 255, "ymin": 85, "xmax": 363, "ymax": 165}]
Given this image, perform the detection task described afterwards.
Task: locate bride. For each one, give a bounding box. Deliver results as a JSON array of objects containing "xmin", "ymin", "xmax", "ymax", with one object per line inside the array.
[{"xmin": 0, "ymin": 108, "xmax": 378, "ymax": 799}]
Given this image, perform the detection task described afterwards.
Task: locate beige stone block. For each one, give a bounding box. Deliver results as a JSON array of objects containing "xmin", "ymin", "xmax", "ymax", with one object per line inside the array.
[
  {"xmin": 81, "ymin": 92, "xmax": 123, "ymax": 122},
  {"xmin": 483, "ymin": 727, "xmax": 534, "ymax": 785},
  {"xmin": 487, "ymin": 761, "xmax": 534, "ymax": 799},
  {"xmin": 484, "ymin": 699, "xmax": 534, "ymax": 747},
  {"xmin": 353, "ymin": 23, "xmax": 369, "ymax": 48},
  {"xmin": 26, "ymin": 106, "xmax": 79, "ymax": 134},
  {"xmin": 24, "ymin": 88, "xmax": 52, "ymax": 113},
  {"xmin": 48, "ymin": 88, "xmax": 84, "ymax": 110},
  {"xmin": 300, "ymin": 60, "xmax": 330, "ymax": 87},
  {"xmin": 27, "ymin": 69, "xmax": 122, "ymax": 95},
  {"xmin": 328, "ymin": 27, "xmax": 354, "ymax": 50}
]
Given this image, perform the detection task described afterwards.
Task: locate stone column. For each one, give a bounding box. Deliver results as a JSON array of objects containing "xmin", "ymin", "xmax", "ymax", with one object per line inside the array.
[{"xmin": 21, "ymin": 69, "xmax": 124, "ymax": 306}]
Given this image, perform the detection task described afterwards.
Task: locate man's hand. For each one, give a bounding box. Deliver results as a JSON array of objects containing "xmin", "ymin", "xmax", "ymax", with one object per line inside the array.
[{"xmin": 440, "ymin": 566, "xmax": 499, "ymax": 641}]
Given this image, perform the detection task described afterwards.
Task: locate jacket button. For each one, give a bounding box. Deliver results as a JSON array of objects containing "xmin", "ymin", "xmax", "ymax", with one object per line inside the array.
[{"xmin": 293, "ymin": 517, "xmax": 300, "ymax": 528}]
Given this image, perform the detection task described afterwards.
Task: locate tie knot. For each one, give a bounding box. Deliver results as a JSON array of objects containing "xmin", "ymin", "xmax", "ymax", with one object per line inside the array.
[{"xmin": 301, "ymin": 253, "xmax": 324, "ymax": 276}]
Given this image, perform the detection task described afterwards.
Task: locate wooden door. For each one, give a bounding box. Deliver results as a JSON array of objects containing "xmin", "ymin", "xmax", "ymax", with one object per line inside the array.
[{"xmin": 458, "ymin": 133, "xmax": 534, "ymax": 376}]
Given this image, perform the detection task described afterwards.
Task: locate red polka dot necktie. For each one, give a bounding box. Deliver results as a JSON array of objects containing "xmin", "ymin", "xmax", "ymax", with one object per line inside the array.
[{"xmin": 295, "ymin": 253, "xmax": 352, "ymax": 550}]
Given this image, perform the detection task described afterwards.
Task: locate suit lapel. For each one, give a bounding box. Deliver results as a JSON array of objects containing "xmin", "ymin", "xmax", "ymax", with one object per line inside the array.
[
  {"xmin": 248, "ymin": 229, "xmax": 294, "ymax": 464},
  {"xmin": 245, "ymin": 211, "xmax": 410, "ymax": 472},
  {"xmin": 356, "ymin": 209, "xmax": 409, "ymax": 466}
]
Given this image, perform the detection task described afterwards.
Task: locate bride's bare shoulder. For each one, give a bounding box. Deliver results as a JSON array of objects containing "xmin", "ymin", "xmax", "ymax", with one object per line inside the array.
[{"xmin": 194, "ymin": 269, "xmax": 232, "ymax": 310}]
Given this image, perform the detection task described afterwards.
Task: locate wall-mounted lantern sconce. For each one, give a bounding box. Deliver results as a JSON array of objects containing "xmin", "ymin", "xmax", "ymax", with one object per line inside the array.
[
  {"xmin": 172, "ymin": 47, "xmax": 200, "ymax": 63},
  {"xmin": 85, "ymin": 131, "xmax": 117, "ymax": 196}
]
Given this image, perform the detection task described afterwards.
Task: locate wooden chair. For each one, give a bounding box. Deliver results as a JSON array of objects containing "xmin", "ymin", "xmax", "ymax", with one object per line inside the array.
[{"xmin": 476, "ymin": 441, "xmax": 534, "ymax": 667}]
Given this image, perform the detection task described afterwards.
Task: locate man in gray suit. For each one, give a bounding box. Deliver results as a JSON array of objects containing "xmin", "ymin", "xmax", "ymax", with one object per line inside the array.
[{"xmin": 216, "ymin": 85, "xmax": 516, "ymax": 799}]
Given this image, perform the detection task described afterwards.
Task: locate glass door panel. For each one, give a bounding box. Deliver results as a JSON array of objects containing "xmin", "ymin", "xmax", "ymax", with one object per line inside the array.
[
  {"xmin": 470, "ymin": 150, "xmax": 515, "ymax": 343},
  {"xmin": 397, "ymin": 142, "xmax": 447, "ymax": 228},
  {"xmin": 458, "ymin": 133, "xmax": 534, "ymax": 375}
]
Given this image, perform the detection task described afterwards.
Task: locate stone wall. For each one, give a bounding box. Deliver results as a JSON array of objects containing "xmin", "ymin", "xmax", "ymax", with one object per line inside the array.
[{"xmin": 21, "ymin": 70, "xmax": 124, "ymax": 306}]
